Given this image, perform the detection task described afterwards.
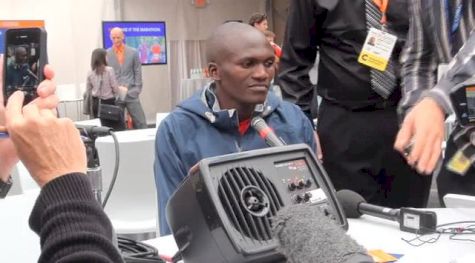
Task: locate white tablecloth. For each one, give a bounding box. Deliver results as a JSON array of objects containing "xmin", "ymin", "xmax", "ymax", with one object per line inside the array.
[{"xmin": 146, "ymin": 208, "xmax": 475, "ymax": 262}]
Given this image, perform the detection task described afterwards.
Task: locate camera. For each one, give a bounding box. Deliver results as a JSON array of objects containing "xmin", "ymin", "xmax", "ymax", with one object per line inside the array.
[{"xmin": 450, "ymin": 75, "xmax": 475, "ymax": 127}]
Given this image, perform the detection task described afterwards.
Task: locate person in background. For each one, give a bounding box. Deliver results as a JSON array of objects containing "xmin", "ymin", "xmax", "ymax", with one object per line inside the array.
[
  {"xmin": 278, "ymin": 0, "xmax": 432, "ymax": 208},
  {"xmin": 106, "ymin": 27, "xmax": 147, "ymax": 129},
  {"xmin": 0, "ymin": 66, "xmax": 123, "ymax": 262},
  {"xmin": 86, "ymin": 48, "xmax": 123, "ymax": 129},
  {"xmin": 263, "ymin": 30, "xmax": 282, "ymax": 59},
  {"xmin": 394, "ymin": 0, "xmax": 475, "ymax": 206},
  {"xmin": 248, "ymin": 12, "xmax": 268, "ymax": 32},
  {"xmin": 154, "ymin": 22, "xmax": 316, "ymax": 236},
  {"xmin": 263, "ymin": 30, "xmax": 284, "ymax": 100}
]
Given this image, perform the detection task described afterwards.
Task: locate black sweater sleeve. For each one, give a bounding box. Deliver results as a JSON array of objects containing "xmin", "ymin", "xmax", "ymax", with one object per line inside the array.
[
  {"xmin": 278, "ymin": 0, "xmax": 321, "ymax": 113},
  {"xmin": 29, "ymin": 173, "xmax": 124, "ymax": 263}
]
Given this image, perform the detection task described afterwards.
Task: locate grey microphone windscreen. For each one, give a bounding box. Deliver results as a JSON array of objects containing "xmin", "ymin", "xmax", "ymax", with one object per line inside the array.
[
  {"xmin": 336, "ymin": 189, "xmax": 366, "ymax": 219},
  {"xmin": 272, "ymin": 204, "xmax": 373, "ymax": 263}
]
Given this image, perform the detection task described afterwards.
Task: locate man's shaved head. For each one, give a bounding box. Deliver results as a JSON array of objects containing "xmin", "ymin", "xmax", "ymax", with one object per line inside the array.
[
  {"xmin": 110, "ymin": 27, "xmax": 125, "ymax": 48},
  {"xmin": 110, "ymin": 27, "xmax": 124, "ymax": 37},
  {"xmin": 206, "ymin": 22, "xmax": 270, "ymax": 64},
  {"xmin": 204, "ymin": 21, "xmax": 276, "ymax": 119}
]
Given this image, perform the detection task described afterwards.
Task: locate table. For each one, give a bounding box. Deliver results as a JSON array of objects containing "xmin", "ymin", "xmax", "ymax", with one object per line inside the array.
[
  {"xmin": 95, "ymin": 128, "xmax": 158, "ymax": 237},
  {"xmin": 145, "ymin": 209, "xmax": 475, "ymax": 262},
  {"xmin": 2, "ymin": 192, "xmax": 474, "ymax": 262},
  {"xmin": 348, "ymin": 209, "xmax": 475, "ymax": 262},
  {"xmin": 0, "ymin": 190, "xmax": 40, "ymax": 262}
]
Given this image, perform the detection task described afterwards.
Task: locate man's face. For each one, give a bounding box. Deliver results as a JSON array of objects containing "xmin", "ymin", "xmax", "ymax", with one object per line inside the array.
[
  {"xmin": 15, "ymin": 48, "xmax": 27, "ymax": 64},
  {"xmin": 110, "ymin": 30, "xmax": 124, "ymax": 47},
  {"xmin": 254, "ymin": 20, "xmax": 268, "ymax": 32},
  {"xmin": 212, "ymin": 37, "xmax": 275, "ymax": 107}
]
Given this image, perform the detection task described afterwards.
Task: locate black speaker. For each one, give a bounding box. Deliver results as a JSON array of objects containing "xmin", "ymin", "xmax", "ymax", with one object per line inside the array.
[{"xmin": 166, "ymin": 144, "xmax": 347, "ymax": 263}]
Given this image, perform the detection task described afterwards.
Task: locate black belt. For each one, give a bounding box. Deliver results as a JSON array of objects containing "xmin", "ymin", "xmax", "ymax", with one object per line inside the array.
[{"xmin": 348, "ymin": 100, "xmax": 399, "ymax": 112}]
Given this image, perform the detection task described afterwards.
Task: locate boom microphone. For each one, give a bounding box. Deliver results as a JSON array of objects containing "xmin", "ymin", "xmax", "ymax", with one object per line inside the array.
[
  {"xmin": 336, "ymin": 190, "xmax": 437, "ymax": 234},
  {"xmin": 251, "ymin": 116, "xmax": 285, "ymax": 147},
  {"xmin": 272, "ymin": 204, "xmax": 374, "ymax": 263}
]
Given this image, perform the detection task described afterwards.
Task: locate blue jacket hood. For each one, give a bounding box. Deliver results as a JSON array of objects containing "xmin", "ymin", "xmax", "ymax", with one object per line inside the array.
[{"xmin": 176, "ymin": 82, "xmax": 283, "ymax": 131}]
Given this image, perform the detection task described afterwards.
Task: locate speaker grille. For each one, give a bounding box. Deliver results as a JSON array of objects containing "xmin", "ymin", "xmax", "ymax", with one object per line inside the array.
[{"xmin": 218, "ymin": 167, "xmax": 284, "ymax": 241}]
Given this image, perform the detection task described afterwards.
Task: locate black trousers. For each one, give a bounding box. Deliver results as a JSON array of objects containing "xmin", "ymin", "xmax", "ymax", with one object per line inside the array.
[
  {"xmin": 437, "ymin": 125, "xmax": 475, "ymax": 206},
  {"xmin": 317, "ymin": 100, "xmax": 432, "ymax": 208}
]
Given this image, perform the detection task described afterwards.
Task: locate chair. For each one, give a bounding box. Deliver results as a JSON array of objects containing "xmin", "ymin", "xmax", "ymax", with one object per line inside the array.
[
  {"xmin": 75, "ymin": 118, "xmax": 102, "ymax": 127},
  {"xmin": 95, "ymin": 128, "xmax": 158, "ymax": 240},
  {"xmin": 7, "ymin": 166, "xmax": 23, "ymax": 196},
  {"xmin": 443, "ymin": 194, "xmax": 475, "ymax": 208},
  {"xmin": 7, "ymin": 162, "xmax": 40, "ymax": 197},
  {"xmin": 155, "ymin": 112, "xmax": 169, "ymax": 130},
  {"xmin": 57, "ymin": 83, "xmax": 83, "ymax": 121}
]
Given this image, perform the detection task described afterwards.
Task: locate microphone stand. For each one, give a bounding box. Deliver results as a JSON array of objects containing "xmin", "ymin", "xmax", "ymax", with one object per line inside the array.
[{"xmin": 82, "ymin": 136, "xmax": 103, "ymax": 204}]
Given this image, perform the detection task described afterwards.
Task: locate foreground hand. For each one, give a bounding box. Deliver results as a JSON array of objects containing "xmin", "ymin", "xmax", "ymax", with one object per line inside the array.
[
  {"xmin": 314, "ymin": 131, "xmax": 323, "ymax": 160},
  {"xmin": 394, "ymin": 98, "xmax": 445, "ymax": 174},
  {"xmin": 0, "ymin": 65, "xmax": 57, "ymax": 182},
  {"xmin": 6, "ymin": 91, "xmax": 86, "ymax": 187}
]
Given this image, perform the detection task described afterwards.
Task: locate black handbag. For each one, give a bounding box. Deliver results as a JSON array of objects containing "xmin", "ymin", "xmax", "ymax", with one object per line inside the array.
[
  {"xmin": 96, "ymin": 73, "xmax": 124, "ymax": 122},
  {"xmin": 99, "ymin": 102, "xmax": 124, "ymax": 122}
]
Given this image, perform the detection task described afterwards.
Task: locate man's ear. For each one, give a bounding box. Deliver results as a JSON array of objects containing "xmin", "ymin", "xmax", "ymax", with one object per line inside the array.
[{"xmin": 208, "ymin": 62, "xmax": 220, "ymax": 81}]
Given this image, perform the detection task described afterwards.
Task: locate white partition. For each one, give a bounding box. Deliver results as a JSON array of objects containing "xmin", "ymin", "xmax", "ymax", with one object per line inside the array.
[{"xmin": 95, "ymin": 128, "xmax": 158, "ymax": 237}]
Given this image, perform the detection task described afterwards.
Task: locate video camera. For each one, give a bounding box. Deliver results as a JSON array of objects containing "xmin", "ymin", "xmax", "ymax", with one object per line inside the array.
[
  {"xmin": 448, "ymin": 76, "xmax": 475, "ymax": 175},
  {"xmin": 450, "ymin": 75, "xmax": 475, "ymax": 127}
]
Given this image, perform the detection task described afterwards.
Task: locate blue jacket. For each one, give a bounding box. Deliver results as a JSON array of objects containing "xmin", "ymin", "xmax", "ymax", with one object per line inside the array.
[{"xmin": 154, "ymin": 83, "xmax": 316, "ymax": 235}]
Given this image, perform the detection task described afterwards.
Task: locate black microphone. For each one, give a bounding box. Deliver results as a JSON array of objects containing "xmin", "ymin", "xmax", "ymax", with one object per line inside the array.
[
  {"xmin": 76, "ymin": 124, "xmax": 112, "ymax": 137},
  {"xmin": 251, "ymin": 116, "xmax": 285, "ymax": 147},
  {"xmin": 337, "ymin": 189, "xmax": 400, "ymax": 222},
  {"xmin": 272, "ymin": 204, "xmax": 374, "ymax": 263},
  {"xmin": 336, "ymin": 189, "xmax": 437, "ymax": 234}
]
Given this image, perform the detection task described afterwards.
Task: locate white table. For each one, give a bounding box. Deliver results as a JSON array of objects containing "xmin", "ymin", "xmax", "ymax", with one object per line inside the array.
[
  {"xmin": 3, "ymin": 190, "xmax": 474, "ymax": 263},
  {"xmin": 348, "ymin": 209, "xmax": 475, "ymax": 262},
  {"xmin": 0, "ymin": 189, "xmax": 41, "ymax": 262},
  {"xmin": 95, "ymin": 128, "xmax": 158, "ymax": 237},
  {"xmin": 145, "ymin": 209, "xmax": 475, "ymax": 262}
]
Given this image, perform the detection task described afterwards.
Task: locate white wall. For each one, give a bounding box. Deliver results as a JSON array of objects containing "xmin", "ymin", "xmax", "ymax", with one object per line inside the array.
[
  {"xmin": 122, "ymin": 0, "xmax": 266, "ymax": 122},
  {"xmin": 1, "ymin": 0, "xmax": 116, "ymax": 87},
  {"xmin": 2, "ymin": 0, "xmax": 266, "ymax": 124}
]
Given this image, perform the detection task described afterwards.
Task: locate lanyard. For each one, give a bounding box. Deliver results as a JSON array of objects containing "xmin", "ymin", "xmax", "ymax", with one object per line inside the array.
[
  {"xmin": 372, "ymin": 0, "xmax": 389, "ymax": 25},
  {"xmin": 445, "ymin": 0, "xmax": 464, "ymax": 42}
]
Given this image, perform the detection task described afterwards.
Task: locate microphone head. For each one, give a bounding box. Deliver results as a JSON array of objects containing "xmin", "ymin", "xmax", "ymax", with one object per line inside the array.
[
  {"xmin": 272, "ymin": 204, "xmax": 369, "ymax": 263},
  {"xmin": 336, "ymin": 189, "xmax": 366, "ymax": 219},
  {"xmin": 251, "ymin": 116, "xmax": 266, "ymax": 130}
]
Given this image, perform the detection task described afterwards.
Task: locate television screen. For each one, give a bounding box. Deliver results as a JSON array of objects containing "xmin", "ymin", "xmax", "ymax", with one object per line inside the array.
[{"xmin": 102, "ymin": 21, "xmax": 167, "ymax": 65}]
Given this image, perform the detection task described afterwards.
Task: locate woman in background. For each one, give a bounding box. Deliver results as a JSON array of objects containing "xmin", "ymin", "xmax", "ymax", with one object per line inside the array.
[{"xmin": 85, "ymin": 48, "xmax": 121, "ymax": 128}]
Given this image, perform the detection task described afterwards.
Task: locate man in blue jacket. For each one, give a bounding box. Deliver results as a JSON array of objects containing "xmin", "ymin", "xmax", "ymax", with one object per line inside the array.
[{"xmin": 154, "ymin": 22, "xmax": 316, "ymax": 236}]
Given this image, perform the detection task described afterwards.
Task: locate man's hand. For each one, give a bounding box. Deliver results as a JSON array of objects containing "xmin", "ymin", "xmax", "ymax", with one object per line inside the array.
[
  {"xmin": 394, "ymin": 98, "xmax": 445, "ymax": 174},
  {"xmin": 314, "ymin": 131, "xmax": 323, "ymax": 160},
  {"xmin": 0, "ymin": 65, "xmax": 57, "ymax": 182},
  {"xmin": 6, "ymin": 91, "xmax": 86, "ymax": 187}
]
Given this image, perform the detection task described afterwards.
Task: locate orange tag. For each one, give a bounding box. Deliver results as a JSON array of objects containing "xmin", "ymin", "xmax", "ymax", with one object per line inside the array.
[{"xmin": 368, "ymin": 249, "xmax": 398, "ymax": 262}]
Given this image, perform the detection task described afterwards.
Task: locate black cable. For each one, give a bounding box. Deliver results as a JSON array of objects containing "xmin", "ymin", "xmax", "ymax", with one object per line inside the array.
[
  {"xmin": 402, "ymin": 220, "xmax": 475, "ymax": 246},
  {"xmin": 102, "ymin": 131, "xmax": 120, "ymax": 208},
  {"xmin": 118, "ymin": 237, "xmax": 165, "ymax": 263}
]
